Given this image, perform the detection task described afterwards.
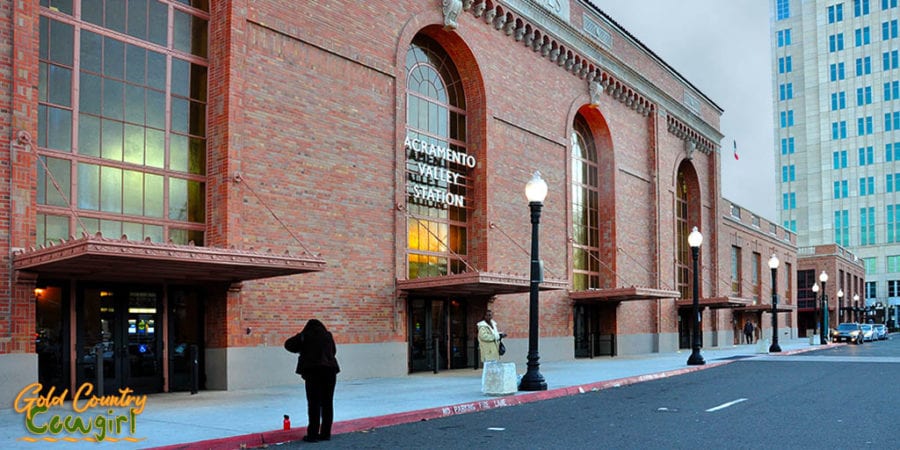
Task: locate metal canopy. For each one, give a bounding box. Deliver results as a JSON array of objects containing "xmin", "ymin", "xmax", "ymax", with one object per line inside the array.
[
  {"xmin": 675, "ymin": 296, "xmax": 753, "ymax": 309},
  {"xmin": 396, "ymin": 271, "xmax": 568, "ymax": 298},
  {"xmin": 569, "ymin": 286, "xmax": 680, "ymax": 303},
  {"xmin": 13, "ymin": 233, "xmax": 326, "ymax": 283}
]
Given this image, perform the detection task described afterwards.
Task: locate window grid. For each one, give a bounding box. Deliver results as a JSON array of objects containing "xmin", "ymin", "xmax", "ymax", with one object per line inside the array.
[{"xmin": 37, "ymin": 2, "xmax": 209, "ymax": 247}]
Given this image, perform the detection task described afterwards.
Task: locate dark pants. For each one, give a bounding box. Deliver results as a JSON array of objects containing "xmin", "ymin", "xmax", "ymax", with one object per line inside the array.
[{"xmin": 304, "ymin": 369, "xmax": 337, "ymax": 439}]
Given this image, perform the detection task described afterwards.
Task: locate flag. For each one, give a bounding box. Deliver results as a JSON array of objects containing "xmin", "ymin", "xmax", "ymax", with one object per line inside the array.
[{"xmin": 733, "ymin": 139, "xmax": 739, "ymax": 160}]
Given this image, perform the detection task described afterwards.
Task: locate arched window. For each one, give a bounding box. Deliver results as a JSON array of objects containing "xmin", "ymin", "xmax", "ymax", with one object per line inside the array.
[
  {"xmin": 676, "ymin": 170, "xmax": 690, "ymax": 298},
  {"xmin": 404, "ymin": 36, "xmax": 471, "ymax": 279},
  {"xmin": 571, "ymin": 115, "xmax": 600, "ymax": 290}
]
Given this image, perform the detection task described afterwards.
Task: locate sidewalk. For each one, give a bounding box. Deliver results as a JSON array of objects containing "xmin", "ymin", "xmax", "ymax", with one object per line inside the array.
[{"xmin": 0, "ymin": 338, "xmax": 826, "ymax": 450}]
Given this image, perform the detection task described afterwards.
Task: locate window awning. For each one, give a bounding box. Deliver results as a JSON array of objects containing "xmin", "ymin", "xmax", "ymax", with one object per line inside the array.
[
  {"xmin": 13, "ymin": 233, "xmax": 326, "ymax": 284},
  {"xmin": 396, "ymin": 272, "xmax": 568, "ymax": 298},
  {"xmin": 569, "ymin": 286, "xmax": 680, "ymax": 303},
  {"xmin": 737, "ymin": 303, "xmax": 797, "ymax": 313},
  {"xmin": 676, "ymin": 296, "xmax": 753, "ymax": 309}
]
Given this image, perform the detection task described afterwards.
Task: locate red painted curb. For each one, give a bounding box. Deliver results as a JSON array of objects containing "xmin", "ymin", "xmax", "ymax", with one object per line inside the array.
[
  {"xmin": 146, "ymin": 361, "xmax": 739, "ymax": 450},
  {"xmin": 149, "ymin": 345, "xmax": 838, "ymax": 449}
]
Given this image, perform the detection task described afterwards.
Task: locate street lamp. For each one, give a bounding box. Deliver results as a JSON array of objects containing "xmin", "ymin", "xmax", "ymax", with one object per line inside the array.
[
  {"xmin": 853, "ymin": 294, "xmax": 860, "ymax": 322},
  {"xmin": 812, "ymin": 282, "xmax": 820, "ymax": 338},
  {"xmin": 768, "ymin": 254, "xmax": 781, "ymax": 353},
  {"xmin": 837, "ymin": 289, "xmax": 844, "ymax": 323},
  {"xmin": 819, "ymin": 271, "xmax": 829, "ymax": 345},
  {"xmin": 519, "ymin": 171, "xmax": 548, "ymax": 391},
  {"xmin": 686, "ymin": 227, "xmax": 705, "ymax": 366}
]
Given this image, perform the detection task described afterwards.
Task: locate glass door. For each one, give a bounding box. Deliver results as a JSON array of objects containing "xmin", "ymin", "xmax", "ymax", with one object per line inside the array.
[{"xmin": 77, "ymin": 287, "xmax": 163, "ymax": 395}]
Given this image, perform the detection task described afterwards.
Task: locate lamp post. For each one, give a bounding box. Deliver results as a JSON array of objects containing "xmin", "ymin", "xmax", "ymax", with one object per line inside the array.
[
  {"xmin": 519, "ymin": 171, "xmax": 548, "ymax": 391},
  {"xmin": 819, "ymin": 271, "xmax": 829, "ymax": 344},
  {"xmin": 768, "ymin": 254, "xmax": 781, "ymax": 353},
  {"xmin": 837, "ymin": 289, "xmax": 844, "ymax": 323},
  {"xmin": 812, "ymin": 283, "xmax": 820, "ymax": 337},
  {"xmin": 687, "ymin": 227, "xmax": 705, "ymax": 366},
  {"xmin": 853, "ymin": 294, "xmax": 859, "ymax": 322}
]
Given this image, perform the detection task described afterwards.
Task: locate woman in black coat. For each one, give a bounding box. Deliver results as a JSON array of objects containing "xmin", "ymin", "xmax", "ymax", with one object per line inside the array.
[{"xmin": 284, "ymin": 319, "xmax": 340, "ymax": 442}]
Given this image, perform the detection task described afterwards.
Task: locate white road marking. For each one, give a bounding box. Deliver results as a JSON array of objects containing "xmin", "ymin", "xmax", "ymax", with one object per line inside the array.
[
  {"xmin": 705, "ymin": 398, "xmax": 748, "ymax": 412},
  {"xmin": 487, "ymin": 427, "xmax": 505, "ymax": 431}
]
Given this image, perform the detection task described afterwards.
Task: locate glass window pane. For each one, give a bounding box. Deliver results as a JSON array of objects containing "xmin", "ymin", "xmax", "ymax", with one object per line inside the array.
[
  {"xmin": 122, "ymin": 221, "xmax": 143, "ymax": 240},
  {"xmin": 145, "ymin": 128, "xmax": 164, "ymax": 168},
  {"xmin": 146, "ymin": 50, "xmax": 166, "ymax": 90},
  {"xmin": 49, "ymin": 20, "xmax": 73, "ymax": 66},
  {"xmin": 189, "ymin": 101, "xmax": 205, "ymax": 137},
  {"xmin": 144, "ymin": 173, "xmax": 163, "ymax": 217},
  {"xmin": 125, "ymin": 84, "xmax": 146, "ymax": 124},
  {"xmin": 122, "ymin": 169, "xmax": 143, "ymax": 216},
  {"xmin": 48, "ymin": 65, "xmax": 72, "ymax": 106},
  {"xmin": 173, "ymin": 10, "xmax": 192, "ymax": 54},
  {"xmin": 47, "ymin": 106, "xmax": 72, "ymax": 152},
  {"xmin": 82, "ymin": 0, "xmax": 103, "ymax": 26},
  {"xmin": 170, "ymin": 97, "xmax": 188, "ymax": 133},
  {"xmin": 80, "ymin": 30, "xmax": 102, "ymax": 73},
  {"xmin": 38, "ymin": 105, "xmax": 47, "ymax": 148},
  {"xmin": 190, "ymin": 63, "xmax": 207, "ymax": 101},
  {"xmin": 100, "ymin": 166, "xmax": 122, "ymax": 213},
  {"xmin": 144, "ymin": 224, "xmax": 163, "ymax": 242},
  {"xmin": 123, "ymin": 124, "xmax": 145, "ymax": 165},
  {"xmin": 39, "ymin": 17, "xmax": 48, "ymax": 60},
  {"xmin": 146, "ymin": 89, "xmax": 165, "ymax": 129},
  {"xmin": 80, "ymin": 217, "xmax": 99, "ymax": 235},
  {"xmin": 125, "ymin": 44, "xmax": 146, "ymax": 84},
  {"xmin": 105, "ymin": 0, "xmax": 126, "ymax": 33},
  {"xmin": 100, "ymin": 219, "xmax": 122, "ymax": 238},
  {"xmin": 39, "ymin": 63, "xmax": 48, "ymax": 103},
  {"xmin": 78, "ymin": 113, "xmax": 100, "ymax": 157},
  {"xmin": 43, "ymin": 214, "xmax": 70, "ymax": 245},
  {"xmin": 39, "ymin": 157, "xmax": 71, "ymax": 207},
  {"xmin": 79, "ymin": 72, "xmax": 102, "ymax": 115},
  {"xmin": 171, "ymin": 58, "xmax": 189, "ymax": 97},
  {"xmin": 102, "ymin": 78, "xmax": 124, "ymax": 120},
  {"xmin": 126, "ymin": 0, "xmax": 148, "ymax": 41},
  {"xmin": 77, "ymin": 163, "xmax": 100, "ymax": 210},
  {"xmin": 168, "ymin": 177, "xmax": 187, "ymax": 220},
  {"xmin": 147, "ymin": 0, "xmax": 168, "ymax": 46},
  {"xmin": 169, "ymin": 133, "xmax": 187, "ymax": 172},
  {"xmin": 101, "ymin": 119, "xmax": 123, "ymax": 161},
  {"xmin": 103, "ymin": 37, "xmax": 124, "ymax": 80},
  {"xmin": 188, "ymin": 137, "xmax": 205, "ymax": 174}
]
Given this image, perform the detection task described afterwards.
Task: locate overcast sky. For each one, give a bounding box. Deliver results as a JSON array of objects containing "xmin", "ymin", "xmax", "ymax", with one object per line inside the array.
[{"xmin": 591, "ymin": 0, "xmax": 776, "ymax": 220}]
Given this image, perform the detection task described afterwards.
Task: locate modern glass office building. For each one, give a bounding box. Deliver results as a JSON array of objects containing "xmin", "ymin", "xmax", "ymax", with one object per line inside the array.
[{"xmin": 772, "ymin": 0, "xmax": 900, "ymax": 326}]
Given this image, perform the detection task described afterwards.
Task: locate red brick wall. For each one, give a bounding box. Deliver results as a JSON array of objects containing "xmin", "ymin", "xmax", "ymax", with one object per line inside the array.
[
  {"xmin": 2, "ymin": 0, "xmax": 39, "ymax": 354},
  {"xmin": 3, "ymin": 1, "xmax": 725, "ymax": 357}
]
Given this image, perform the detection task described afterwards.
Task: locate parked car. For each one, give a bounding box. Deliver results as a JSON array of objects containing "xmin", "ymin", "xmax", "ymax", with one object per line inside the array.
[
  {"xmin": 860, "ymin": 324, "xmax": 876, "ymax": 342},
  {"xmin": 832, "ymin": 322, "xmax": 864, "ymax": 344},
  {"xmin": 873, "ymin": 324, "xmax": 888, "ymax": 340}
]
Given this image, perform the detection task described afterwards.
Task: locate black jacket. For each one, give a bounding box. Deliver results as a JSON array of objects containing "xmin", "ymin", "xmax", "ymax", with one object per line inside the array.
[{"xmin": 284, "ymin": 324, "xmax": 340, "ymax": 378}]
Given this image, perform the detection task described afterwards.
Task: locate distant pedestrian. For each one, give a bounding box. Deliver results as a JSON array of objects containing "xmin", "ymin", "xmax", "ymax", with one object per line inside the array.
[
  {"xmin": 743, "ymin": 320, "xmax": 754, "ymax": 344},
  {"xmin": 477, "ymin": 310, "xmax": 505, "ymax": 362},
  {"xmin": 284, "ymin": 319, "xmax": 340, "ymax": 443}
]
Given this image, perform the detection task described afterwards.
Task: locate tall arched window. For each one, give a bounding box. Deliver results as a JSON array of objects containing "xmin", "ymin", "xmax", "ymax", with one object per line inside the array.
[
  {"xmin": 404, "ymin": 36, "xmax": 471, "ymax": 279},
  {"xmin": 571, "ymin": 115, "xmax": 600, "ymax": 290},
  {"xmin": 676, "ymin": 170, "xmax": 690, "ymax": 298}
]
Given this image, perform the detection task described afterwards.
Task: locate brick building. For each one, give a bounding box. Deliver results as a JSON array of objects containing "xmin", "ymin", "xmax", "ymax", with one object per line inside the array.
[
  {"xmin": 2, "ymin": 0, "xmax": 755, "ymax": 405},
  {"xmin": 716, "ymin": 199, "xmax": 798, "ymax": 346},
  {"xmin": 796, "ymin": 244, "xmax": 867, "ymax": 336}
]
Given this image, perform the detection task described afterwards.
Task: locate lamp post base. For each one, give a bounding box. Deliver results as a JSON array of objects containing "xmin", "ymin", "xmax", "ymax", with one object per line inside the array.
[
  {"xmin": 769, "ymin": 342, "xmax": 782, "ymax": 353},
  {"xmin": 518, "ymin": 367, "xmax": 547, "ymax": 391},
  {"xmin": 686, "ymin": 349, "xmax": 705, "ymax": 366}
]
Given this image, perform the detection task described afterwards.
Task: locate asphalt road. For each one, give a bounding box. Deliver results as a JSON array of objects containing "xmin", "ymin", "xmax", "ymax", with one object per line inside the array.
[{"xmin": 277, "ymin": 337, "xmax": 900, "ymax": 449}]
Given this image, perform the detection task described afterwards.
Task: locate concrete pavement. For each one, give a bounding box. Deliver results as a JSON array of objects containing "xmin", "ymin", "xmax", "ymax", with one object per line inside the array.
[{"xmin": 0, "ymin": 338, "xmax": 828, "ymax": 450}]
